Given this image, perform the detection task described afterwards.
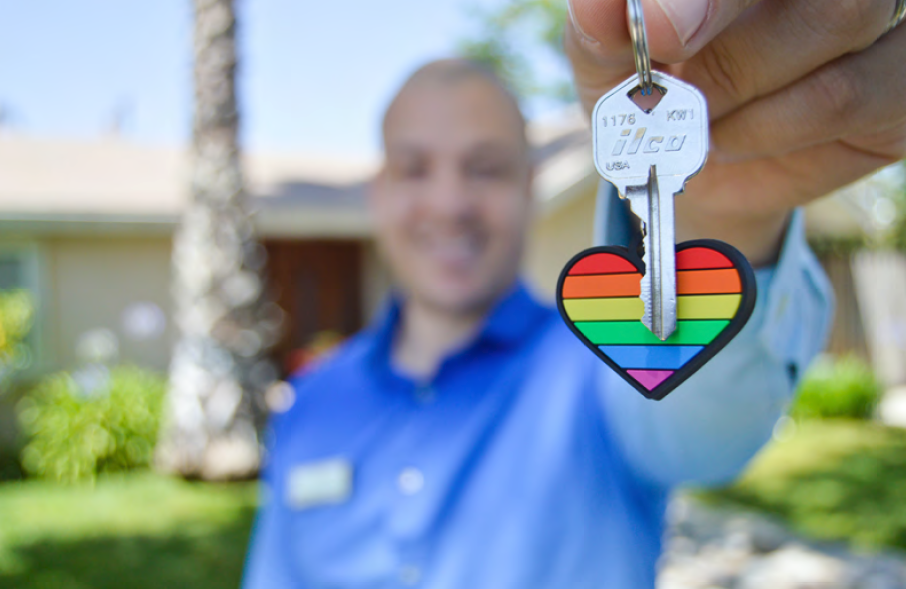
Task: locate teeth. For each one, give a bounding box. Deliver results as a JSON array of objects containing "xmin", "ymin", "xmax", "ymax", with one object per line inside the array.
[{"xmin": 419, "ymin": 233, "xmax": 481, "ymax": 264}]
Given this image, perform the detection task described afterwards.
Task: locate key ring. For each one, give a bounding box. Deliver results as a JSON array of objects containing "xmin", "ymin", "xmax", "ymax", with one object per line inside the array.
[
  {"xmin": 890, "ymin": 0, "xmax": 906, "ymax": 32},
  {"xmin": 627, "ymin": 0, "xmax": 654, "ymax": 95}
]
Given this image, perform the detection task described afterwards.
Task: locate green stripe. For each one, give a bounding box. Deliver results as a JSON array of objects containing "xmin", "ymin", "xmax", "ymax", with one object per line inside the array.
[{"xmin": 574, "ymin": 320, "xmax": 730, "ymax": 345}]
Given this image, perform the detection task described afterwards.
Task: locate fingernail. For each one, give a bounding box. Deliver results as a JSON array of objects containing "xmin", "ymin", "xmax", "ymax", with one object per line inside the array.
[
  {"xmin": 654, "ymin": 0, "xmax": 710, "ymax": 45},
  {"xmin": 567, "ymin": 0, "xmax": 599, "ymax": 46}
]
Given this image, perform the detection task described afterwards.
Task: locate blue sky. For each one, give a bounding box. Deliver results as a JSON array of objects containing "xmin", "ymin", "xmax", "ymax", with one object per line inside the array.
[{"xmin": 0, "ymin": 0, "xmax": 543, "ymax": 156}]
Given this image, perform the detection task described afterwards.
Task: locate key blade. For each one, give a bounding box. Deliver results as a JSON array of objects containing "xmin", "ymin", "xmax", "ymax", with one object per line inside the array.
[{"xmin": 626, "ymin": 166, "xmax": 676, "ymax": 341}]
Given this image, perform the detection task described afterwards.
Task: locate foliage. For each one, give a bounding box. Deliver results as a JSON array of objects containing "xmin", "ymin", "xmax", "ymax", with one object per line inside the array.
[
  {"xmin": 892, "ymin": 161, "xmax": 906, "ymax": 252},
  {"xmin": 16, "ymin": 365, "xmax": 166, "ymax": 484},
  {"xmin": 701, "ymin": 420, "xmax": 906, "ymax": 551},
  {"xmin": 0, "ymin": 290, "xmax": 33, "ymax": 392},
  {"xmin": 807, "ymin": 236, "xmax": 868, "ymax": 258},
  {"xmin": 789, "ymin": 355, "xmax": 881, "ymax": 421},
  {"xmin": 458, "ymin": 0, "xmax": 573, "ymax": 101},
  {"xmin": 0, "ymin": 472, "xmax": 257, "ymax": 589}
]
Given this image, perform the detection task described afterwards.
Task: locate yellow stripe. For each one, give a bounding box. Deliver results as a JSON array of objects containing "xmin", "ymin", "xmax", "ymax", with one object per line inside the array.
[
  {"xmin": 565, "ymin": 294, "xmax": 741, "ymax": 322},
  {"xmin": 563, "ymin": 297, "xmax": 643, "ymax": 321},
  {"xmin": 677, "ymin": 294, "xmax": 741, "ymax": 319}
]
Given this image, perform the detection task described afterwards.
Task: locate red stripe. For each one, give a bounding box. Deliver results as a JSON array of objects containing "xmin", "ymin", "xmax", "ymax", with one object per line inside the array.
[
  {"xmin": 676, "ymin": 248, "xmax": 733, "ymax": 270},
  {"xmin": 569, "ymin": 253, "xmax": 638, "ymax": 275}
]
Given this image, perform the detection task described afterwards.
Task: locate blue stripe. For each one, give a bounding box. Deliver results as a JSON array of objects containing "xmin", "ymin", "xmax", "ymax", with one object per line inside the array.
[{"xmin": 597, "ymin": 345, "xmax": 704, "ymax": 370}]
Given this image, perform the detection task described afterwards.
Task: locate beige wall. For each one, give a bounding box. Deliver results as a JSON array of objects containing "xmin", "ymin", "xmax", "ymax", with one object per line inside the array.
[
  {"xmin": 523, "ymin": 187, "xmax": 597, "ymax": 302},
  {"xmin": 34, "ymin": 235, "xmax": 385, "ymax": 375},
  {"xmin": 40, "ymin": 236, "xmax": 174, "ymax": 373}
]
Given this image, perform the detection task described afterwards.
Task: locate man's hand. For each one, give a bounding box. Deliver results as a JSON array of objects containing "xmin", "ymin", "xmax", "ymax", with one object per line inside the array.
[{"xmin": 566, "ymin": 0, "xmax": 906, "ymax": 265}]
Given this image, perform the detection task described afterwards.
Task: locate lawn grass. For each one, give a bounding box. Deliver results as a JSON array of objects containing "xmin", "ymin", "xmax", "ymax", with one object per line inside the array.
[
  {"xmin": 0, "ymin": 471, "xmax": 258, "ymax": 589},
  {"xmin": 700, "ymin": 419, "xmax": 906, "ymax": 552},
  {"xmin": 2, "ymin": 420, "xmax": 905, "ymax": 588}
]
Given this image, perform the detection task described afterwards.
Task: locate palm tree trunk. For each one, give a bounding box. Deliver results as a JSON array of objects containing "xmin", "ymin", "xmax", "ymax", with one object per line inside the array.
[{"xmin": 156, "ymin": 0, "xmax": 281, "ymax": 480}]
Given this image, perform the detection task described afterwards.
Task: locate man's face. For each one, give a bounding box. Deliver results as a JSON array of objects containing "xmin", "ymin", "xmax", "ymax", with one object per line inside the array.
[{"xmin": 371, "ymin": 78, "xmax": 533, "ymax": 315}]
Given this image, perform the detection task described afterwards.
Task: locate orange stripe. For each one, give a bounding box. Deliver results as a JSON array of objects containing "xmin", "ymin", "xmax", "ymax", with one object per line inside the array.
[
  {"xmin": 562, "ymin": 273, "xmax": 641, "ymax": 298},
  {"xmin": 677, "ymin": 269, "xmax": 740, "ymax": 294}
]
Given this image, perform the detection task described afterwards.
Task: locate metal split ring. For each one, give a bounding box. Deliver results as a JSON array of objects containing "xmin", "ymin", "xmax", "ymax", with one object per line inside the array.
[
  {"xmin": 627, "ymin": 0, "xmax": 654, "ymax": 95},
  {"xmin": 890, "ymin": 0, "xmax": 906, "ymax": 32}
]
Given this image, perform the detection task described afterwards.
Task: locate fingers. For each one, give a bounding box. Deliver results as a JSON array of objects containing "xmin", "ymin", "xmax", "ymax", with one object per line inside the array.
[
  {"xmin": 674, "ymin": 138, "xmax": 894, "ymax": 264},
  {"xmin": 710, "ymin": 24, "xmax": 906, "ymax": 161},
  {"xmin": 568, "ymin": 0, "xmax": 897, "ymax": 119},
  {"xmin": 566, "ymin": 0, "xmax": 759, "ymax": 112},
  {"xmin": 685, "ymin": 141, "xmax": 898, "ymax": 220},
  {"xmin": 678, "ymin": 0, "xmax": 894, "ymax": 119}
]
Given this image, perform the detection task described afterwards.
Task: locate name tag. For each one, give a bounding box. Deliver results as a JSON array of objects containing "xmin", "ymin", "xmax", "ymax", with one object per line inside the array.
[{"xmin": 285, "ymin": 458, "xmax": 353, "ymax": 510}]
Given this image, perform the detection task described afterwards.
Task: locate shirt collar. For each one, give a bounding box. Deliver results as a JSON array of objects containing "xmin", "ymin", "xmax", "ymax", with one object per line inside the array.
[
  {"xmin": 477, "ymin": 281, "xmax": 550, "ymax": 347},
  {"xmin": 364, "ymin": 280, "xmax": 550, "ymax": 377}
]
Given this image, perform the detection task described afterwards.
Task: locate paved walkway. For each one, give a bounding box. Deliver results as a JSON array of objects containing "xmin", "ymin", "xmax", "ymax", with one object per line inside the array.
[{"xmin": 659, "ymin": 495, "xmax": 906, "ymax": 589}]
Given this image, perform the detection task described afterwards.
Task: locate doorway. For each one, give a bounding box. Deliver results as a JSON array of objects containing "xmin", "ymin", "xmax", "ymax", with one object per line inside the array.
[{"xmin": 264, "ymin": 240, "xmax": 363, "ymax": 375}]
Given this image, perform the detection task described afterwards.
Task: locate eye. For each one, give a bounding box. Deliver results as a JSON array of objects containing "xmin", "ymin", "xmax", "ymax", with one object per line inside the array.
[{"xmin": 390, "ymin": 158, "xmax": 428, "ymax": 180}]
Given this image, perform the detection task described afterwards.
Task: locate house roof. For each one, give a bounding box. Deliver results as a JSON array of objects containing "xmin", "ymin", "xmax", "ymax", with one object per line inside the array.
[
  {"xmin": 0, "ymin": 110, "xmax": 594, "ymax": 238},
  {"xmin": 0, "ymin": 110, "xmax": 881, "ymax": 240},
  {"xmin": 0, "ymin": 133, "xmax": 379, "ymax": 237}
]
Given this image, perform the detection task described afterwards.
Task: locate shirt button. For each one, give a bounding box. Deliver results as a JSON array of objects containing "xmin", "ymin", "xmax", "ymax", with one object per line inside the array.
[
  {"xmin": 399, "ymin": 565, "xmax": 421, "ymax": 585},
  {"xmin": 398, "ymin": 467, "xmax": 424, "ymax": 495}
]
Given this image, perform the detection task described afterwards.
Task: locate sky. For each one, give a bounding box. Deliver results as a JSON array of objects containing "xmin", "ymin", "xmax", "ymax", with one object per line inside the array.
[{"xmin": 0, "ymin": 0, "xmax": 534, "ymax": 157}]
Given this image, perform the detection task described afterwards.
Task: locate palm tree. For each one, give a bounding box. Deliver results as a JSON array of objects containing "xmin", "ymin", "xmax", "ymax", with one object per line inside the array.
[{"xmin": 156, "ymin": 0, "xmax": 281, "ymax": 480}]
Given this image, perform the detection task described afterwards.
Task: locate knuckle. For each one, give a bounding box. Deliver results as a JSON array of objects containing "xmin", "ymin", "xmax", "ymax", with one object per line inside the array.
[
  {"xmin": 809, "ymin": 64, "xmax": 864, "ymax": 123},
  {"xmin": 690, "ymin": 38, "xmax": 751, "ymax": 103},
  {"xmin": 814, "ymin": 0, "xmax": 877, "ymax": 39},
  {"xmin": 858, "ymin": 125, "xmax": 906, "ymax": 160}
]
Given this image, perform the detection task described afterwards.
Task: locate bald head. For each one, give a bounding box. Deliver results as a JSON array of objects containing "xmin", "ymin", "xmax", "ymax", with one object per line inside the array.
[{"xmin": 382, "ymin": 59, "xmax": 527, "ymax": 150}]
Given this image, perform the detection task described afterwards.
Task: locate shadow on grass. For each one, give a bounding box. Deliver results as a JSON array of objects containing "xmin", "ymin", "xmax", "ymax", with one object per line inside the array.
[
  {"xmin": 0, "ymin": 505, "xmax": 256, "ymax": 589},
  {"xmin": 705, "ymin": 421, "xmax": 906, "ymax": 551}
]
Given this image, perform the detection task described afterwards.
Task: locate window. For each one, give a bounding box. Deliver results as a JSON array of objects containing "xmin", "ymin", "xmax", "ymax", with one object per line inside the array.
[
  {"xmin": 0, "ymin": 254, "xmax": 25, "ymax": 289},
  {"xmin": 0, "ymin": 243, "xmax": 44, "ymax": 372}
]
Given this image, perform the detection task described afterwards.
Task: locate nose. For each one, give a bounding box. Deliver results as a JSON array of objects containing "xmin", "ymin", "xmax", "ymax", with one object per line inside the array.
[{"xmin": 422, "ymin": 162, "xmax": 476, "ymax": 222}]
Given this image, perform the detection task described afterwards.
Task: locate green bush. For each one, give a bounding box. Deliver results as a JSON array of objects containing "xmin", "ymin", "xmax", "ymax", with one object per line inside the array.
[
  {"xmin": 17, "ymin": 365, "xmax": 167, "ymax": 483},
  {"xmin": 790, "ymin": 355, "xmax": 881, "ymax": 420},
  {"xmin": 0, "ymin": 289, "xmax": 33, "ymax": 392}
]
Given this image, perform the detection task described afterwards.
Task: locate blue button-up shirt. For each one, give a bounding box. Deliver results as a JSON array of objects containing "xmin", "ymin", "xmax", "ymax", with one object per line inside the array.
[{"xmin": 244, "ymin": 186, "xmax": 833, "ymax": 589}]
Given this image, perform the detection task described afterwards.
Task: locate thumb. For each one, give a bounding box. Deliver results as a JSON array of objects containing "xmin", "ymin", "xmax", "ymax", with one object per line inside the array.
[{"xmin": 566, "ymin": 0, "xmax": 754, "ymax": 113}]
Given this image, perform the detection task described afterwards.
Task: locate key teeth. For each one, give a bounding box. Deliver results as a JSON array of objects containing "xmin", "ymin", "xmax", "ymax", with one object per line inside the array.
[
  {"xmin": 641, "ymin": 279, "xmax": 676, "ymax": 341},
  {"xmin": 642, "ymin": 309, "xmax": 674, "ymax": 341}
]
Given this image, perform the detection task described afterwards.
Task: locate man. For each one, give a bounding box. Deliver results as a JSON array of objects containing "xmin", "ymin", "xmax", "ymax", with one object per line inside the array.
[{"xmin": 244, "ymin": 0, "xmax": 905, "ymax": 586}]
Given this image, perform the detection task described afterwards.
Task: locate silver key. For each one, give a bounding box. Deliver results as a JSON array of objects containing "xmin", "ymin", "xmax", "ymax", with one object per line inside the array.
[{"xmin": 592, "ymin": 72, "xmax": 709, "ymax": 340}]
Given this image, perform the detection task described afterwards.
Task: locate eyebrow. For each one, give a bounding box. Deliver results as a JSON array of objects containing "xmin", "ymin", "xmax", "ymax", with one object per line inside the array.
[{"xmin": 385, "ymin": 139, "xmax": 521, "ymax": 157}]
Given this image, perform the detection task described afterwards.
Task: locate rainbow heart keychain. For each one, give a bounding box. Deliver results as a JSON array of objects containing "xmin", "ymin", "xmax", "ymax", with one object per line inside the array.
[{"xmin": 556, "ymin": 0, "xmax": 756, "ymax": 400}]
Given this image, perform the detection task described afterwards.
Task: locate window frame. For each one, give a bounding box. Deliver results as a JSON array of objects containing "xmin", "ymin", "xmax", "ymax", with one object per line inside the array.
[{"xmin": 0, "ymin": 241, "xmax": 48, "ymax": 375}]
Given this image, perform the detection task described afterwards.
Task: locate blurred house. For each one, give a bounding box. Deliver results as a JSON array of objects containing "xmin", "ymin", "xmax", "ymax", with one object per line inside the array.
[
  {"xmin": 0, "ymin": 120, "xmax": 595, "ymax": 376},
  {"xmin": 0, "ymin": 116, "xmax": 894, "ymax": 379}
]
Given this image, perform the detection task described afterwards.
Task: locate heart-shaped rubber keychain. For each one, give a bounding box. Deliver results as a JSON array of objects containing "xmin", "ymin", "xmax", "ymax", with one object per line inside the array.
[
  {"xmin": 558, "ymin": 0, "xmax": 757, "ymax": 400},
  {"xmin": 557, "ymin": 240, "xmax": 756, "ymax": 400}
]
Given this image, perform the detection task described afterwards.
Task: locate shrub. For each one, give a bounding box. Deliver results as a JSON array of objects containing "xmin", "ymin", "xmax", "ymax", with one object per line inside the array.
[
  {"xmin": 790, "ymin": 355, "xmax": 881, "ymax": 421},
  {"xmin": 0, "ymin": 290, "xmax": 33, "ymax": 392},
  {"xmin": 17, "ymin": 365, "xmax": 166, "ymax": 483}
]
